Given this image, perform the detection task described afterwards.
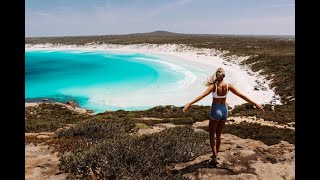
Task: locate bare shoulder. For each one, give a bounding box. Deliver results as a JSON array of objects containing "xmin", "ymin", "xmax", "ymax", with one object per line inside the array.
[
  {"xmin": 227, "ymin": 83, "xmax": 234, "ymax": 90},
  {"xmin": 225, "ymin": 82, "xmax": 232, "ymax": 87},
  {"xmin": 209, "ymin": 83, "xmax": 215, "ymax": 90}
]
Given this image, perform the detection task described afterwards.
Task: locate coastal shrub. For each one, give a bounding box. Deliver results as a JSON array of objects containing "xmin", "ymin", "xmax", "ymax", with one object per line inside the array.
[
  {"xmin": 162, "ymin": 117, "xmax": 197, "ymax": 125},
  {"xmin": 59, "ymin": 126, "xmax": 210, "ymax": 179},
  {"xmin": 96, "ymin": 105, "xmax": 211, "ymax": 125},
  {"xmin": 45, "ymin": 137, "xmax": 93, "ymax": 155},
  {"xmin": 25, "ymin": 103, "xmax": 89, "ymax": 132},
  {"xmin": 46, "ymin": 118, "xmax": 137, "ymax": 154},
  {"xmin": 231, "ymin": 103, "xmax": 295, "ymax": 124},
  {"xmin": 202, "ymin": 122, "xmax": 294, "ymax": 145},
  {"xmin": 26, "ymin": 102, "xmax": 281, "ymax": 133},
  {"xmin": 25, "ymin": 120, "xmax": 61, "ymax": 133},
  {"xmin": 141, "ymin": 105, "xmax": 210, "ymax": 120},
  {"xmin": 25, "ymin": 136, "xmax": 48, "ymax": 145},
  {"xmin": 131, "ymin": 119, "xmax": 161, "ymax": 126},
  {"xmin": 56, "ymin": 118, "xmax": 137, "ymax": 140}
]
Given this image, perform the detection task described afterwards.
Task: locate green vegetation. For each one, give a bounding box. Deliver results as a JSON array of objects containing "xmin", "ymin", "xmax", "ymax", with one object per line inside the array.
[
  {"xmin": 241, "ymin": 53, "xmax": 295, "ymax": 102},
  {"xmin": 224, "ymin": 122, "xmax": 295, "ymax": 145},
  {"xmin": 231, "ymin": 103, "xmax": 295, "ymax": 124},
  {"xmin": 25, "ymin": 103, "xmax": 89, "ymax": 132},
  {"xmin": 99, "ymin": 105, "xmax": 211, "ymax": 126},
  {"xmin": 201, "ymin": 121, "xmax": 294, "ymax": 145},
  {"xmin": 25, "ymin": 104, "xmax": 211, "ymax": 133},
  {"xmin": 135, "ymin": 123, "xmax": 149, "ymax": 129},
  {"xmin": 56, "ymin": 118, "xmax": 136, "ymax": 140},
  {"xmin": 25, "ymin": 136, "xmax": 48, "ymax": 145},
  {"xmin": 59, "ymin": 126, "xmax": 209, "ymax": 179},
  {"xmin": 46, "ymin": 118, "xmax": 137, "ymax": 155},
  {"xmin": 25, "ymin": 103, "xmax": 295, "ymax": 178}
]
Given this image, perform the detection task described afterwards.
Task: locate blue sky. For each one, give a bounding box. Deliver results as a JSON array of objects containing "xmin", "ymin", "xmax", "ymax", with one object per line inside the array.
[{"xmin": 26, "ymin": 0, "xmax": 295, "ymax": 37}]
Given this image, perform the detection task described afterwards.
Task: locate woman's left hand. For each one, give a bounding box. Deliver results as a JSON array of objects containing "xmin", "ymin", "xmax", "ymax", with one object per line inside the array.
[
  {"xmin": 183, "ymin": 103, "xmax": 191, "ymax": 112},
  {"xmin": 255, "ymin": 103, "xmax": 264, "ymax": 112}
]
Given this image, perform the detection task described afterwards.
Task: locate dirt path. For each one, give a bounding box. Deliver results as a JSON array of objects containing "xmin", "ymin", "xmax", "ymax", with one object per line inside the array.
[
  {"xmin": 228, "ymin": 116, "xmax": 295, "ymax": 130},
  {"xmin": 25, "ymin": 142, "xmax": 68, "ymax": 180}
]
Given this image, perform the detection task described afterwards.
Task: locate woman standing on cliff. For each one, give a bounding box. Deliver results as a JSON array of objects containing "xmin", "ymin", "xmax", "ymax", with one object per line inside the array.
[{"xmin": 183, "ymin": 67, "xmax": 264, "ymax": 166}]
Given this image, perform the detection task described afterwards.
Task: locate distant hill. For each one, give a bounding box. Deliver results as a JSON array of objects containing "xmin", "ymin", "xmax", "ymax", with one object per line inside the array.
[
  {"xmin": 26, "ymin": 30, "xmax": 295, "ymax": 39},
  {"xmin": 126, "ymin": 30, "xmax": 185, "ymax": 37}
]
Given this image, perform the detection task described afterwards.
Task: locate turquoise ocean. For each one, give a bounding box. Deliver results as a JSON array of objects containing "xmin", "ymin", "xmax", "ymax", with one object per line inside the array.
[{"xmin": 25, "ymin": 50, "xmax": 193, "ymax": 113}]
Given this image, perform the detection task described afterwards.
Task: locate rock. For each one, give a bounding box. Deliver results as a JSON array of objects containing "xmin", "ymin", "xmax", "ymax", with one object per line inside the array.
[
  {"xmin": 86, "ymin": 110, "xmax": 94, "ymax": 113},
  {"xmin": 42, "ymin": 99, "xmax": 49, "ymax": 101},
  {"xmin": 246, "ymin": 104, "xmax": 255, "ymax": 109},
  {"xmin": 66, "ymin": 101, "xmax": 78, "ymax": 107},
  {"xmin": 36, "ymin": 135, "xmax": 51, "ymax": 139},
  {"xmin": 194, "ymin": 128, "xmax": 208, "ymax": 134},
  {"xmin": 193, "ymin": 120, "xmax": 210, "ymax": 128},
  {"xmin": 247, "ymin": 72, "xmax": 254, "ymax": 76}
]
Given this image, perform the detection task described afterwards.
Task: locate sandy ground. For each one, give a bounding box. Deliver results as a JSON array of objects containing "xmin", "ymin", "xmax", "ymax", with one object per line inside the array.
[
  {"xmin": 25, "ymin": 133, "xmax": 68, "ymax": 180},
  {"xmin": 192, "ymin": 118, "xmax": 294, "ymax": 130}
]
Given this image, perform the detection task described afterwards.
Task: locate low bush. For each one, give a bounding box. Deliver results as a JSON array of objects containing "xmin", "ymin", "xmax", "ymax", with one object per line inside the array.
[
  {"xmin": 59, "ymin": 126, "xmax": 210, "ymax": 179},
  {"xmin": 201, "ymin": 122, "xmax": 294, "ymax": 145},
  {"xmin": 25, "ymin": 103, "xmax": 89, "ymax": 132}
]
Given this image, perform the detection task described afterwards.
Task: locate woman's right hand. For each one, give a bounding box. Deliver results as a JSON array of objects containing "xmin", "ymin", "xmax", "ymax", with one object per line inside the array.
[{"xmin": 183, "ymin": 103, "xmax": 191, "ymax": 112}]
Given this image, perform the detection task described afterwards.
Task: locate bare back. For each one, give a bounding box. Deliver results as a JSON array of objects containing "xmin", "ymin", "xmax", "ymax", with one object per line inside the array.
[{"xmin": 212, "ymin": 82, "xmax": 229, "ymax": 104}]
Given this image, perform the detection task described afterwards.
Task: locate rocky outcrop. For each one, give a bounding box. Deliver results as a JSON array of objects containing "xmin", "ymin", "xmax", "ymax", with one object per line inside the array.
[{"xmin": 171, "ymin": 133, "xmax": 294, "ymax": 180}]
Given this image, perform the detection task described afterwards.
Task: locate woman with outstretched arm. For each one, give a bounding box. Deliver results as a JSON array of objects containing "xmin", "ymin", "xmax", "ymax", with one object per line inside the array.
[{"xmin": 183, "ymin": 67, "xmax": 264, "ymax": 166}]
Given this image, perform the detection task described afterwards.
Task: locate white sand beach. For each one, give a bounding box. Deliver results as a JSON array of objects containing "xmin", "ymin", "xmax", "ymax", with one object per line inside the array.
[{"xmin": 25, "ymin": 43, "xmax": 281, "ymax": 110}]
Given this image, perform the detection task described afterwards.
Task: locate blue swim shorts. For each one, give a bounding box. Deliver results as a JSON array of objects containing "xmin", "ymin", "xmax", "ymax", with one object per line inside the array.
[{"xmin": 210, "ymin": 102, "xmax": 228, "ymax": 121}]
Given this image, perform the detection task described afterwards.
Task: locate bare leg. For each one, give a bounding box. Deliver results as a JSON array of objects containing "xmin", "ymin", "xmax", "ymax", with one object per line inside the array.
[
  {"xmin": 216, "ymin": 121, "xmax": 226, "ymax": 156},
  {"xmin": 209, "ymin": 120, "xmax": 219, "ymax": 160}
]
